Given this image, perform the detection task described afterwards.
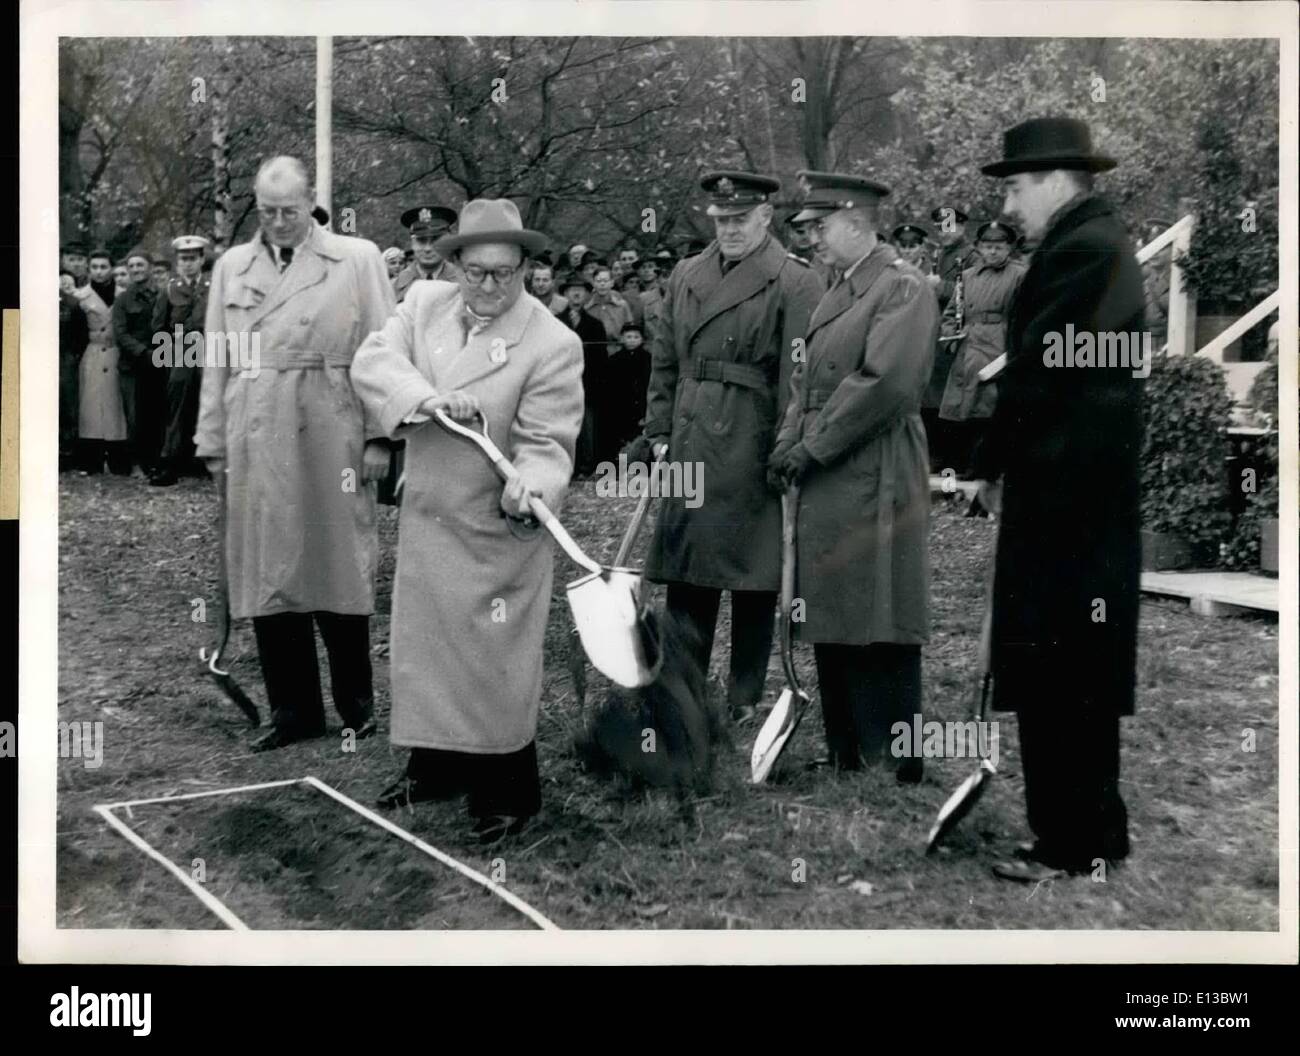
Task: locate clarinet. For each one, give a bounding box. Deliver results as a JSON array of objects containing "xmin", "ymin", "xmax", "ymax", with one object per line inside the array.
[{"xmin": 938, "ymin": 265, "xmax": 967, "ymax": 345}]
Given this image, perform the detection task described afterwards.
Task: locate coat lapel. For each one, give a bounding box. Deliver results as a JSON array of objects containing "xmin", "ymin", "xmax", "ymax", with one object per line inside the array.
[
  {"xmin": 807, "ymin": 243, "xmax": 897, "ymax": 336},
  {"xmin": 247, "ymin": 226, "xmax": 341, "ymax": 328},
  {"xmin": 443, "ymin": 290, "xmax": 534, "ymax": 390},
  {"xmin": 688, "ymin": 236, "xmax": 783, "ymax": 342}
]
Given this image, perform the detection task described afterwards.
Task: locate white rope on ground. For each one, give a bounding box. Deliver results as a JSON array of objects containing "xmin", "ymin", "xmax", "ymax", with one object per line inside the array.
[
  {"xmin": 93, "ymin": 805, "xmax": 251, "ymax": 931},
  {"xmin": 301, "ymin": 776, "xmax": 560, "ymax": 931},
  {"xmin": 93, "ymin": 777, "xmax": 560, "ymax": 932}
]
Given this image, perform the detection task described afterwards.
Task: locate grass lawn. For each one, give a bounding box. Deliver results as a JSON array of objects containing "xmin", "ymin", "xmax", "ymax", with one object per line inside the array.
[{"xmin": 54, "ymin": 472, "xmax": 1280, "ymax": 931}]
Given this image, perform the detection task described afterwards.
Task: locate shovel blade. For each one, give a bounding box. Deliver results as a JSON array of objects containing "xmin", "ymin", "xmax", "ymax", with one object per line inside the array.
[
  {"xmin": 566, "ymin": 569, "xmax": 661, "ymax": 688},
  {"xmin": 751, "ymin": 687, "xmax": 811, "ymax": 784},
  {"xmin": 925, "ymin": 758, "xmax": 996, "ymax": 853}
]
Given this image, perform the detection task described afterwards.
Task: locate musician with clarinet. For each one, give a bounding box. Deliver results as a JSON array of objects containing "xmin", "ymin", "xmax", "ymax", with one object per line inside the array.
[{"xmin": 921, "ymin": 204, "xmax": 972, "ymax": 471}]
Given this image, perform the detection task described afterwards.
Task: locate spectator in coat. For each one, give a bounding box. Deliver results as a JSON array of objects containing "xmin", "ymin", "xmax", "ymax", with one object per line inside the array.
[
  {"xmin": 974, "ymin": 116, "xmax": 1145, "ymax": 882},
  {"xmin": 195, "ymin": 155, "xmax": 396, "ymax": 752},
  {"xmin": 68, "ymin": 250, "xmax": 131, "ymax": 474},
  {"xmin": 772, "ymin": 171, "xmax": 938, "ymax": 779},
  {"xmin": 113, "ymin": 247, "xmax": 168, "ymax": 478},
  {"xmin": 351, "ymin": 198, "xmax": 583, "ymax": 843},
  {"xmin": 557, "ymin": 273, "xmax": 612, "ymax": 475},
  {"xmin": 149, "ymin": 235, "xmax": 211, "ymax": 486},
  {"xmin": 59, "ymin": 270, "xmax": 88, "ymax": 468}
]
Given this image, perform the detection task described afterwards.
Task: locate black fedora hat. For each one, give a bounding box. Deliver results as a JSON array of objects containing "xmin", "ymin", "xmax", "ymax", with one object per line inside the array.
[{"xmin": 982, "ymin": 117, "xmax": 1116, "ymax": 178}]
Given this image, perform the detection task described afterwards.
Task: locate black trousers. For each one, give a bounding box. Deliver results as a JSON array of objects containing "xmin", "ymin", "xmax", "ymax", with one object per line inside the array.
[
  {"xmin": 1017, "ymin": 707, "xmax": 1129, "ymax": 869},
  {"xmin": 251, "ymin": 612, "xmax": 374, "ymax": 735},
  {"xmin": 407, "ymin": 743, "xmax": 541, "ymax": 820},
  {"xmin": 78, "ymin": 439, "xmax": 133, "ymax": 475},
  {"xmin": 159, "ymin": 365, "xmax": 203, "ymax": 472},
  {"xmin": 123, "ymin": 365, "xmax": 168, "ymax": 472},
  {"xmin": 665, "ymin": 582, "xmax": 776, "ymax": 712},
  {"xmin": 813, "ymin": 642, "xmax": 922, "ymax": 771}
]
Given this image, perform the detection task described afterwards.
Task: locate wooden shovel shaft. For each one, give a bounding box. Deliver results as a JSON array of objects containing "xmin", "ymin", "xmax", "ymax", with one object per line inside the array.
[
  {"xmin": 779, "ymin": 486, "xmax": 802, "ymax": 691},
  {"xmin": 613, "ymin": 442, "xmax": 666, "ymax": 567}
]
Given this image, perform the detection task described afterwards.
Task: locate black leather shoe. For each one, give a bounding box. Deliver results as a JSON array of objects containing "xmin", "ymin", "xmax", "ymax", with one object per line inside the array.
[
  {"xmin": 471, "ymin": 813, "xmax": 530, "ymax": 845},
  {"xmin": 149, "ymin": 471, "xmax": 178, "ymax": 487},
  {"xmin": 250, "ymin": 726, "xmax": 324, "ymax": 753},
  {"xmin": 895, "ymin": 759, "xmax": 924, "ymax": 785}
]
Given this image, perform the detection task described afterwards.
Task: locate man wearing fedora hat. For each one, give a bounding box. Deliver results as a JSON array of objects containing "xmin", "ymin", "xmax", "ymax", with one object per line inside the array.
[
  {"xmin": 625, "ymin": 170, "xmax": 823, "ymax": 726},
  {"xmin": 195, "ymin": 156, "xmax": 397, "ymax": 753},
  {"xmin": 972, "ymin": 116, "xmax": 1145, "ymax": 882},
  {"xmin": 352, "ymin": 198, "xmax": 584, "ymax": 843},
  {"xmin": 772, "ymin": 171, "xmax": 938, "ymax": 779}
]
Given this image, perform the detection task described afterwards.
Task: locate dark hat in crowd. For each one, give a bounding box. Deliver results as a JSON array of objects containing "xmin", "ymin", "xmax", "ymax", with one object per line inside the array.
[
  {"xmin": 930, "ymin": 204, "xmax": 969, "ymax": 225},
  {"xmin": 151, "ymin": 255, "xmax": 171, "ymax": 267},
  {"xmin": 891, "ymin": 223, "xmax": 929, "ymax": 247},
  {"xmin": 533, "ymin": 249, "xmax": 555, "ymax": 267},
  {"xmin": 312, "ymin": 205, "xmax": 330, "ymax": 226},
  {"xmin": 401, "ymin": 204, "xmax": 458, "ymax": 236},
  {"xmin": 433, "ymin": 199, "xmax": 548, "ymax": 257},
  {"xmin": 981, "ymin": 116, "xmax": 1116, "ymax": 178},
  {"xmin": 791, "ymin": 170, "xmax": 891, "ymax": 224},
  {"xmin": 700, "ymin": 170, "xmax": 781, "ymax": 217},
  {"xmin": 621, "ymin": 321, "xmax": 643, "ymax": 334},
  {"xmin": 123, "ymin": 245, "xmax": 151, "ymax": 263},
  {"xmin": 975, "ymin": 220, "xmax": 1018, "ymax": 243},
  {"xmin": 580, "ymin": 250, "xmax": 604, "ymax": 266},
  {"xmin": 560, "ymin": 273, "xmax": 592, "ymax": 292}
]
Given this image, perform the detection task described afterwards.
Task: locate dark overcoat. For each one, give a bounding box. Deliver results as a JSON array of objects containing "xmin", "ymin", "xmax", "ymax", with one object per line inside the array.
[
  {"xmin": 939, "ymin": 258, "xmax": 1027, "ymax": 421},
  {"xmin": 775, "ymin": 243, "xmax": 938, "ymax": 645},
  {"xmin": 970, "ymin": 195, "xmax": 1145, "ymax": 716},
  {"xmin": 643, "ymin": 234, "xmax": 824, "ymax": 591}
]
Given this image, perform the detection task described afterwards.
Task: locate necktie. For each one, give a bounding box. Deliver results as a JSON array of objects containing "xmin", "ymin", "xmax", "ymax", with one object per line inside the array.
[{"xmin": 279, "ymin": 246, "xmax": 294, "ymax": 273}]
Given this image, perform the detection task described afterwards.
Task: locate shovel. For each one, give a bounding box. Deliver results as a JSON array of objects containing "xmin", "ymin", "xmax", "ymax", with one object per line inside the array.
[
  {"xmin": 198, "ymin": 466, "xmax": 261, "ymax": 727},
  {"xmin": 569, "ymin": 440, "xmax": 668, "ymax": 707},
  {"xmin": 434, "ymin": 409, "xmax": 662, "ymax": 689},
  {"xmin": 751, "ymin": 485, "xmax": 812, "ymax": 783},
  {"xmin": 925, "ymin": 535, "xmax": 999, "ymax": 853}
]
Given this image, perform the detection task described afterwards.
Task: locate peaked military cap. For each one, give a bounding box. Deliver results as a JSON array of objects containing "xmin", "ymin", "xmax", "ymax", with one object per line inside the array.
[
  {"xmin": 171, "ymin": 235, "xmax": 211, "ymax": 254},
  {"xmin": 401, "ymin": 204, "xmax": 458, "ymax": 235},
  {"xmin": 975, "ymin": 220, "xmax": 1018, "ymax": 243},
  {"xmin": 891, "ymin": 223, "xmax": 930, "ymax": 246},
  {"xmin": 701, "ymin": 170, "xmax": 780, "ymax": 217},
  {"xmin": 791, "ymin": 171, "xmax": 891, "ymax": 223}
]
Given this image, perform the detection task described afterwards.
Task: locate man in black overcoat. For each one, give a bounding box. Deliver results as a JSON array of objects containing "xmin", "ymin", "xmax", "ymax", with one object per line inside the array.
[{"xmin": 972, "ymin": 117, "xmax": 1146, "ymax": 882}]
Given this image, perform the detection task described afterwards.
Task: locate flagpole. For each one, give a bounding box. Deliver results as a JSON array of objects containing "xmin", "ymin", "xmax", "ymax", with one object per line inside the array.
[{"xmin": 316, "ymin": 36, "xmax": 332, "ymax": 223}]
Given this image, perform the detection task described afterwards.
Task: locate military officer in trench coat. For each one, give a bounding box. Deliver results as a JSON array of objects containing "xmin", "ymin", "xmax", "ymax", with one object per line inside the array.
[
  {"xmin": 771, "ymin": 171, "xmax": 939, "ymax": 779},
  {"xmin": 351, "ymin": 198, "xmax": 583, "ymax": 844},
  {"xmin": 626, "ymin": 171, "xmax": 823, "ymax": 723},
  {"xmin": 195, "ymin": 156, "xmax": 397, "ymax": 752},
  {"xmin": 973, "ymin": 117, "xmax": 1144, "ymax": 882}
]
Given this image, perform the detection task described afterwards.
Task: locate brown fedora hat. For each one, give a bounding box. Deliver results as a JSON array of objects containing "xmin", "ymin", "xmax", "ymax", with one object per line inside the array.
[
  {"xmin": 982, "ymin": 117, "xmax": 1116, "ymax": 178},
  {"xmin": 433, "ymin": 199, "xmax": 549, "ymax": 257}
]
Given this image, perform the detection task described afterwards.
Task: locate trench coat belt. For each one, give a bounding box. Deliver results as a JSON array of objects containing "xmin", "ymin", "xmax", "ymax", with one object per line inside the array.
[
  {"xmin": 973, "ymin": 310, "xmax": 1004, "ymax": 324},
  {"xmin": 682, "ymin": 358, "xmax": 773, "ymax": 391},
  {"xmin": 247, "ymin": 347, "xmax": 355, "ymax": 370}
]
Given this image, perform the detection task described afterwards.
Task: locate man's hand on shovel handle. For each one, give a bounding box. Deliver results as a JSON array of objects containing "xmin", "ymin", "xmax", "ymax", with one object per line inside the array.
[
  {"xmin": 501, "ymin": 474, "xmax": 542, "ymax": 519},
  {"xmin": 422, "ymin": 390, "xmax": 481, "ymax": 420}
]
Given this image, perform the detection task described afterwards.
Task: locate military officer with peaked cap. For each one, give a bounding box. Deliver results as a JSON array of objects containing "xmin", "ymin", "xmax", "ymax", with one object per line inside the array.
[
  {"xmin": 392, "ymin": 204, "xmax": 460, "ymax": 303},
  {"xmin": 380, "ymin": 204, "xmax": 461, "ymax": 505},
  {"xmin": 890, "ymin": 222, "xmax": 930, "ymax": 271},
  {"xmin": 625, "ymin": 170, "xmax": 824, "ymax": 723},
  {"xmin": 149, "ymin": 235, "xmax": 212, "ymax": 485},
  {"xmin": 922, "ymin": 203, "xmax": 973, "ymax": 470},
  {"xmin": 772, "ymin": 171, "xmax": 939, "ymax": 779}
]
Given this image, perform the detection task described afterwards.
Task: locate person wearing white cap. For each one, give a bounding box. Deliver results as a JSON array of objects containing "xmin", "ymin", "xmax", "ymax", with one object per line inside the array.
[
  {"xmin": 352, "ymin": 198, "xmax": 583, "ymax": 843},
  {"xmin": 382, "ymin": 246, "xmax": 405, "ymax": 280}
]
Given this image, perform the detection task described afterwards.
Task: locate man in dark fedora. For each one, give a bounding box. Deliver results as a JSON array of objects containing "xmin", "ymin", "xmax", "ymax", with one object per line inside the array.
[
  {"xmin": 972, "ymin": 116, "xmax": 1145, "ymax": 883},
  {"xmin": 352, "ymin": 198, "xmax": 584, "ymax": 843},
  {"xmin": 772, "ymin": 171, "xmax": 938, "ymax": 780},
  {"xmin": 625, "ymin": 170, "xmax": 823, "ymax": 725}
]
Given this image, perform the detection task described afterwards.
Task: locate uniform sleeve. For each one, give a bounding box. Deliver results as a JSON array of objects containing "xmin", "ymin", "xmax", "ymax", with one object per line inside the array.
[
  {"xmin": 508, "ymin": 330, "xmax": 585, "ymax": 516},
  {"xmin": 349, "ymin": 288, "xmax": 440, "ymax": 440},
  {"xmin": 803, "ymin": 269, "xmax": 940, "ymax": 465},
  {"xmin": 776, "ymin": 263, "xmax": 825, "ymax": 426},
  {"xmin": 350, "ymin": 245, "xmax": 401, "ymax": 441},
  {"xmin": 193, "ymin": 260, "xmax": 230, "ymax": 458},
  {"xmin": 150, "ymin": 287, "xmax": 170, "ymax": 335},
  {"xmin": 643, "ymin": 267, "xmax": 680, "ymax": 439}
]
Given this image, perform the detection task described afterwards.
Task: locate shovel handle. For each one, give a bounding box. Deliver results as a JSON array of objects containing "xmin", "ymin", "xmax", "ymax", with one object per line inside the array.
[
  {"xmin": 613, "ymin": 442, "xmax": 667, "ymax": 566},
  {"xmin": 779, "ymin": 485, "xmax": 802, "ymax": 690},
  {"xmin": 434, "ymin": 408, "xmax": 602, "ymax": 575}
]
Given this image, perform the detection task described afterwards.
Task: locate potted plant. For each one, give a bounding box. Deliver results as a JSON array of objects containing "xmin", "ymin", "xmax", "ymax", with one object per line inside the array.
[{"xmin": 1140, "ymin": 351, "xmax": 1235, "ymax": 570}]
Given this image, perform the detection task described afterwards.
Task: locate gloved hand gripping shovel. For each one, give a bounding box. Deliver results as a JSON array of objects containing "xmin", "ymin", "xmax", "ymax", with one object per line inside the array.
[
  {"xmin": 198, "ymin": 467, "xmax": 261, "ymax": 726},
  {"xmin": 435, "ymin": 409, "xmax": 662, "ymax": 689},
  {"xmin": 750, "ymin": 485, "xmax": 812, "ymax": 783}
]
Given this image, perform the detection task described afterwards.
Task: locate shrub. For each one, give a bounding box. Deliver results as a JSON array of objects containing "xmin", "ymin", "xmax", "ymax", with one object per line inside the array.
[{"xmin": 1140, "ymin": 351, "xmax": 1234, "ymax": 552}]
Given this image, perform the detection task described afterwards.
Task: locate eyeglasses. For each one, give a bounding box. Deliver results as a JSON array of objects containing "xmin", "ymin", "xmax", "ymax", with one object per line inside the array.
[
  {"xmin": 257, "ymin": 206, "xmax": 303, "ymax": 223},
  {"xmin": 461, "ymin": 264, "xmax": 521, "ymax": 286}
]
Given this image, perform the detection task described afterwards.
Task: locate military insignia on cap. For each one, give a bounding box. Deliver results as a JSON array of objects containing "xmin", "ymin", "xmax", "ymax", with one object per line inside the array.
[
  {"xmin": 419, "ymin": 208, "xmax": 433, "ymax": 223},
  {"xmin": 716, "ymin": 177, "xmax": 735, "ymax": 198}
]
